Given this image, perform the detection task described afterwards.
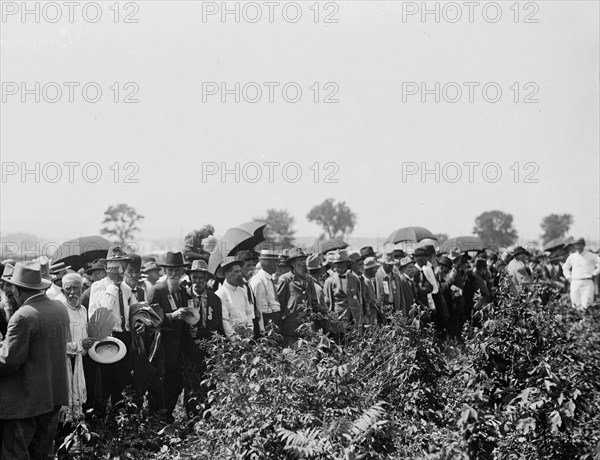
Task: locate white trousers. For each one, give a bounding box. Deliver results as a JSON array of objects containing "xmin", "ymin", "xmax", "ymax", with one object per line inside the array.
[{"xmin": 570, "ymin": 279, "xmax": 595, "ymax": 309}]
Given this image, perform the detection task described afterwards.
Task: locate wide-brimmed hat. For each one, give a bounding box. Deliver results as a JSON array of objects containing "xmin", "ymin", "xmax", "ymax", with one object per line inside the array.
[
  {"xmin": 2, "ymin": 261, "xmax": 52, "ymax": 291},
  {"xmin": 286, "ymin": 247, "xmax": 308, "ymax": 265},
  {"xmin": 1, "ymin": 263, "xmax": 15, "ymax": 279},
  {"xmin": 32, "ymin": 257, "xmax": 56, "ymax": 281},
  {"xmin": 141, "ymin": 261, "xmax": 161, "ymax": 274},
  {"xmin": 330, "ymin": 249, "xmax": 352, "ymax": 265},
  {"xmin": 363, "ymin": 256, "xmax": 380, "ymax": 270},
  {"xmin": 185, "ymin": 259, "xmax": 212, "ymax": 276},
  {"xmin": 237, "ymin": 250, "xmax": 260, "ymax": 262},
  {"xmin": 512, "ymin": 246, "xmax": 530, "ymax": 258},
  {"xmin": 158, "ymin": 252, "xmax": 189, "ymax": 268},
  {"xmin": 217, "ymin": 256, "xmax": 245, "ymax": 278},
  {"xmin": 306, "ymin": 254, "xmax": 323, "ymax": 271},
  {"xmin": 399, "ymin": 256, "xmax": 415, "ymax": 268},
  {"xmin": 101, "ymin": 246, "xmax": 133, "ymax": 263},
  {"xmin": 258, "ymin": 249, "xmax": 280, "ymax": 260},
  {"xmin": 359, "ymin": 246, "xmax": 377, "ymax": 260},
  {"xmin": 378, "ymin": 253, "xmax": 398, "ymax": 265},
  {"xmin": 89, "ymin": 336, "xmax": 127, "ymax": 364},
  {"xmin": 423, "ymin": 245, "xmax": 436, "ymax": 257},
  {"xmin": 86, "ymin": 261, "xmax": 107, "ymax": 276},
  {"xmin": 475, "ymin": 258, "xmax": 488, "ymax": 269},
  {"xmin": 413, "ymin": 247, "xmax": 428, "ymax": 258},
  {"xmin": 438, "ymin": 256, "xmax": 453, "ymax": 269},
  {"xmin": 126, "ymin": 254, "xmax": 142, "ymax": 270},
  {"xmin": 349, "ymin": 252, "xmax": 361, "ymax": 262}
]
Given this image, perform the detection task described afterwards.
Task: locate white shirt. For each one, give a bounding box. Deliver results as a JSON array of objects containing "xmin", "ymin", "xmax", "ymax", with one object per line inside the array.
[
  {"xmin": 249, "ymin": 269, "xmax": 281, "ymax": 314},
  {"xmin": 422, "ymin": 262, "xmax": 439, "ymax": 294},
  {"xmin": 563, "ymin": 250, "xmax": 600, "ymax": 280},
  {"xmin": 64, "ymin": 303, "xmax": 88, "ymax": 355},
  {"xmin": 215, "ymin": 280, "xmax": 254, "ymax": 338},
  {"xmin": 89, "ymin": 277, "xmax": 135, "ymax": 332}
]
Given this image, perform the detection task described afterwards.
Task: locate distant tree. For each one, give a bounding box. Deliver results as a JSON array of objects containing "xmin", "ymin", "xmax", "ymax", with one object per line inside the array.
[
  {"xmin": 540, "ymin": 214, "xmax": 573, "ymax": 243},
  {"xmin": 254, "ymin": 209, "xmax": 296, "ymax": 250},
  {"xmin": 434, "ymin": 233, "xmax": 449, "ymax": 245},
  {"xmin": 100, "ymin": 204, "xmax": 144, "ymax": 245},
  {"xmin": 307, "ymin": 198, "xmax": 356, "ymax": 240},
  {"xmin": 473, "ymin": 210, "xmax": 518, "ymax": 247}
]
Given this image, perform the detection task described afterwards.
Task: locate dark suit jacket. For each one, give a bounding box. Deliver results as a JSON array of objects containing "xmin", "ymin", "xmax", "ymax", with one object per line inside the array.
[
  {"xmin": 182, "ymin": 289, "xmax": 224, "ymax": 365},
  {"xmin": 398, "ymin": 275, "xmax": 417, "ymax": 316},
  {"xmin": 80, "ymin": 286, "xmax": 91, "ymax": 310},
  {"xmin": 375, "ymin": 267, "xmax": 402, "ymax": 311},
  {"xmin": 0, "ymin": 294, "xmax": 69, "ymax": 419},
  {"xmin": 147, "ymin": 281, "xmax": 190, "ymax": 370}
]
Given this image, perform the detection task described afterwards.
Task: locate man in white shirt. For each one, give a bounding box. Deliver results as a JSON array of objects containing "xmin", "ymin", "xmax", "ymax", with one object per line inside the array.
[
  {"xmin": 88, "ymin": 246, "xmax": 137, "ymax": 414},
  {"xmin": 507, "ymin": 247, "xmax": 532, "ymax": 287},
  {"xmin": 562, "ymin": 238, "xmax": 600, "ymax": 310},
  {"xmin": 250, "ymin": 250, "xmax": 282, "ymax": 333},
  {"xmin": 215, "ymin": 256, "xmax": 255, "ymax": 339}
]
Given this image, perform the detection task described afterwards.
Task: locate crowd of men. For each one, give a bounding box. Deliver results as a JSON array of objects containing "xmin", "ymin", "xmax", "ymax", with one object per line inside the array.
[{"xmin": 0, "ymin": 227, "xmax": 598, "ymax": 459}]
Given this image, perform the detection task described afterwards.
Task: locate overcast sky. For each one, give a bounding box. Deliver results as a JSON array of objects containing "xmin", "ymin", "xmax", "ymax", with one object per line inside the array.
[{"xmin": 1, "ymin": 1, "xmax": 599, "ymax": 246}]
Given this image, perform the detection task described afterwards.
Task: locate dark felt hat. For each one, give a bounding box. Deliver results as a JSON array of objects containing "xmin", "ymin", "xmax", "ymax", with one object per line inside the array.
[{"xmin": 158, "ymin": 252, "xmax": 189, "ymax": 268}]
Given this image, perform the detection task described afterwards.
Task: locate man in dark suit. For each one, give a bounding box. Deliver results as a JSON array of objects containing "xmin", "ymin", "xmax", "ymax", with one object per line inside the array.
[
  {"xmin": 182, "ymin": 260, "xmax": 224, "ymax": 418},
  {"xmin": 324, "ymin": 250, "xmax": 363, "ymax": 328},
  {"xmin": 375, "ymin": 253, "xmax": 402, "ymax": 317},
  {"xmin": 147, "ymin": 252, "xmax": 191, "ymax": 422},
  {"xmin": 0, "ymin": 262, "xmax": 69, "ymax": 460},
  {"xmin": 397, "ymin": 256, "xmax": 420, "ymax": 317}
]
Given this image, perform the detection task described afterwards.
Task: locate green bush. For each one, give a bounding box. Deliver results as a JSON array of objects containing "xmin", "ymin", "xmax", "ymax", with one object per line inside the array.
[{"xmin": 57, "ymin": 277, "xmax": 600, "ymax": 460}]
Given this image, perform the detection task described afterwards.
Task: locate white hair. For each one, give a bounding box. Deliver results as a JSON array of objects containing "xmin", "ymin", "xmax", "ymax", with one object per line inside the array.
[{"xmin": 62, "ymin": 273, "xmax": 83, "ymax": 287}]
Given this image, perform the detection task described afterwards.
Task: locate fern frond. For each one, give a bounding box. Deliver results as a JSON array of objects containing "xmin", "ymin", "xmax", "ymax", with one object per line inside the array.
[
  {"xmin": 351, "ymin": 401, "xmax": 388, "ymax": 437},
  {"xmin": 277, "ymin": 427, "xmax": 325, "ymax": 457}
]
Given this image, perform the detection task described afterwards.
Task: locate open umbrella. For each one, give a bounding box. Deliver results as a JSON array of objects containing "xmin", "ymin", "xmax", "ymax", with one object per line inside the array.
[
  {"xmin": 544, "ymin": 236, "xmax": 573, "ymax": 252},
  {"xmin": 385, "ymin": 227, "xmax": 436, "ymax": 244},
  {"xmin": 306, "ymin": 237, "xmax": 349, "ymax": 255},
  {"xmin": 52, "ymin": 235, "xmax": 111, "ymax": 271},
  {"xmin": 208, "ymin": 222, "xmax": 266, "ymax": 275},
  {"xmin": 439, "ymin": 236, "xmax": 485, "ymax": 254}
]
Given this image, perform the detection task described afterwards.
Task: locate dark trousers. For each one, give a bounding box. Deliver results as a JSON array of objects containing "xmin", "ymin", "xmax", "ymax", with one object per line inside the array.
[
  {"xmin": 183, "ymin": 360, "xmax": 208, "ymax": 419},
  {"xmin": 93, "ymin": 332, "xmax": 136, "ymax": 415},
  {"xmin": 148, "ymin": 364, "xmax": 184, "ymax": 421},
  {"xmin": 262, "ymin": 312, "xmax": 283, "ymax": 332},
  {"xmin": 1, "ymin": 407, "xmax": 60, "ymax": 460}
]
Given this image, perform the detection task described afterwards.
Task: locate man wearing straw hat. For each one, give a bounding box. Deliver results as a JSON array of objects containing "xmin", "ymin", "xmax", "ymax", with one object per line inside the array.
[
  {"xmin": 88, "ymin": 246, "xmax": 139, "ymax": 414},
  {"xmin": 375, "ymin": 252, "xmax": 402, "ymax": 315},
  {"xmin": 182, "ymin": 259, "xmax": 224, "ymax": 418},
  {"xmin": 250, "ymin": 249, "xmax": 282, "ymax": 333},
  {"xmin": 0, "ymin": 261, "xmax": 70, "ymax": 460},
  {"xmin": 277, "ymin": 248, "xmax": 324, "ymax": 345},
  {"xmin": 324, "ymin": 249, "xmax": 363, "ymax": 328},
  {"xmin": 215, "ymin": 256, "xmax": 255, "ymax": 340}
]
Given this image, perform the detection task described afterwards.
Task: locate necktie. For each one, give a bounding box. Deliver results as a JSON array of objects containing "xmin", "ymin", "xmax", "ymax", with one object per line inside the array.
[
  {"xmin": 202, "ymin": 294, "xmax": 208, "ymax": 328},
  {"xmin": 117, "ymin": 285, "xmax": 126, "ymax": 331}
]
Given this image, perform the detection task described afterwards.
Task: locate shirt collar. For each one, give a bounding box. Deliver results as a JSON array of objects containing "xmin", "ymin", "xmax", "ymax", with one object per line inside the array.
[{"xmin": 224, "ymin": 280, "xmax": 240, "ymax": 291}]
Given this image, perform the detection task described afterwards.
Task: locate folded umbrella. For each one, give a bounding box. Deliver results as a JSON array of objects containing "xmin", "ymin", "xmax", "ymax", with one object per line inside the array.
[{"xmin": 385, "ymin": 227, "xmax": 436, "ymax": 244}]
